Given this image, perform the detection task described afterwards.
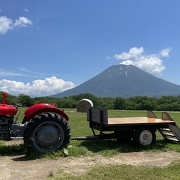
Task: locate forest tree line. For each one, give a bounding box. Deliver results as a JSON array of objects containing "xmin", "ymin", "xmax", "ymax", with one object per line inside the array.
[{"xmin": 1, "ymin": 92, "xmax": 180, "ymax": 111}]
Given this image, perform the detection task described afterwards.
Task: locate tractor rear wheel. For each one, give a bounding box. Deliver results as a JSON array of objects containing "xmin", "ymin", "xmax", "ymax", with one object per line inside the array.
[{"xmin": 23, "ymin": 112, "xmax": 71, "ymax": 153}]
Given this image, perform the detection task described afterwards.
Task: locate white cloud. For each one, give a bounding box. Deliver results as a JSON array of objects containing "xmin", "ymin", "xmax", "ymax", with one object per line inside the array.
[
  {"xmin": 0, "ymin": 76, "xmax": 75, "ymax": 97},
  {"xmin": 106, "ymin": 55, "xmax": 112, "ymax": 60},
  {"xmin": 0, "ymin": 16, "xmax": 32, "ymax": 35},
  {"xmin": 14, "ymin": 17, "xmax": 32, "ymax": 27},
  {"xmin": 113, "ymin": 47, "xmax": 171, "ymax": 76},
  {"xmin": 19, "ymin": 66, "xmax": 45, "ymax": 76},
  {"xmin": 0, "ymin": 71, "xmax": 22, "ymax": 77},
  {"xmin": 115, "ymin": 47, "xmax": 144, "ymax": 60},
  {"xmin": 24, "ymin": 8, "xmax": 29, "ymax": 12},
  {"xmin": 159, "ymin": 47, "xmax": 172, "ymax": 57},
  {"xmin": 0, "ymin": 16, "xmax": 13, "ymax": 34},
  {"xmin": 0, "ymin": 69, "xmax": 37, "ymax": 78}
]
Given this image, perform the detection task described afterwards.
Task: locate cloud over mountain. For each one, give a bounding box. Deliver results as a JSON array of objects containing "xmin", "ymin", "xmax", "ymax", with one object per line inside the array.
[{"xmin": 112, "ymin": 47, "xmax": 171, "ymax": 76}]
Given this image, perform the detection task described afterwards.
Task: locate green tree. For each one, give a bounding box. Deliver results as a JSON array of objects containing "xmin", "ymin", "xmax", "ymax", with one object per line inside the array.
[
  {"xmin": 18, "ymin": 94, "xmax": 35, "ymax": 107},
  {"xmin": 61, "ymin": 98, "xmax": 76, "ymax": 108},
  {"xmin": 97, "ymin": 97, "xmax": 114, "ymax": 109},
  {"xmin": 113, "ymin": 97, "xmax": 126, "ymax": 110}
]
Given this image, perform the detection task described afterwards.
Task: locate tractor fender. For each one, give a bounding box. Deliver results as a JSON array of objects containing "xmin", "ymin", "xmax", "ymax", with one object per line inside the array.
[{"xmin": 24, "ymin": 103, "xmax": 69, "ymax": 122}]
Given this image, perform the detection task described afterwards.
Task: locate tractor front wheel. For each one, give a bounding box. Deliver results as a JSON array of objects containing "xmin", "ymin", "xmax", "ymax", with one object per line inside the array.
[{"xmin": 23, "ymin": 112, "xmax": 71, "ymax": 153}]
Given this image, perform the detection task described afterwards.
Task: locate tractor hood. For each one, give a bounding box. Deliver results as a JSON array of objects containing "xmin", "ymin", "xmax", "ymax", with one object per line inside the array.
[{"xmin": 0, "ymin": 104, "xmax": 18, "ymax": 116}]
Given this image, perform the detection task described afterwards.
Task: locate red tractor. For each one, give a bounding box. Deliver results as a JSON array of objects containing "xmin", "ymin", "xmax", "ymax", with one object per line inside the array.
[{"xmin": 0, "ymin": 92, "xmax": 71, "ymax": 152}]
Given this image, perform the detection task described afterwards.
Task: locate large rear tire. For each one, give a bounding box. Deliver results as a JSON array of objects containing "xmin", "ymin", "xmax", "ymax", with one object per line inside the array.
[{"xmin": 23, "ymin": 112, "xmax": 71, "ymax": 153}]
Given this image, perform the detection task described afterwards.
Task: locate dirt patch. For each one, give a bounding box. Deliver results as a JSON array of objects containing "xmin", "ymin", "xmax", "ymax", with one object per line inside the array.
[
  {"xmin": 0, "ymin": 150, "xmax": 180, "ymax": 180},
  {"xmin": 1, "ymin": 140, "xmax": 180, "ymax": 179}
]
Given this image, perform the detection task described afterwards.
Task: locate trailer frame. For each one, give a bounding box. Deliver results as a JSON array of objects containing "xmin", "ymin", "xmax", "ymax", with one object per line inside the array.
[{"xmin": 72, "ymin": 107, "xmax": 180, "ymax": 146}]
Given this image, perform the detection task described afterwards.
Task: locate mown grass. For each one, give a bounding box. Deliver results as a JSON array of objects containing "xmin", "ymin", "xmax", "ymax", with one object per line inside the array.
[{"xmin": 49, "ymin": 162, "xmax": 180, "ymax": 180}]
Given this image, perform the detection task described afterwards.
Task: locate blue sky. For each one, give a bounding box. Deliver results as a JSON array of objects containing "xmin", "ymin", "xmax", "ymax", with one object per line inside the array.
[{"xmin": 0, "ymin": 0, "xmax": 180, "ymax": 97}]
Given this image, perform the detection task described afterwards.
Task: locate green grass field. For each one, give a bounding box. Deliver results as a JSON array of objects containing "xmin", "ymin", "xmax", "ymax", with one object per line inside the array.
[
  {"xmin": 49, "ymin": 163, "xmax": 180, "ymax": 180},
  {"xmin": 1, "ymin": 108, "xmax": 180, "ymax": 156},
  {"xmin": 1, "ymin": 108, "xmax": 180, "ymax": 179}
]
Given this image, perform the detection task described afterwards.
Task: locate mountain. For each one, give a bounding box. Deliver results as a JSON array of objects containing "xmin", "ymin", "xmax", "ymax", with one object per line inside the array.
[{"xmin": 51, "ymin": 64, "xmax": 180, "ymax": 98}]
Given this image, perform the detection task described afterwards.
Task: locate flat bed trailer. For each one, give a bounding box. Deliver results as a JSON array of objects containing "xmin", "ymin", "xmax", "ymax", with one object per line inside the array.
[{"xmin": 72, "ymin": 107, "xmax": 180, "ymax": 146}]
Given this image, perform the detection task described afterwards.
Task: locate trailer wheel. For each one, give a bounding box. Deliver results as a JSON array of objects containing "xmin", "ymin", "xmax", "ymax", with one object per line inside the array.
[
  {"xmin": 133, "ymin": 127, "xmax": 156, "ymax": 146},
  {"xmin": 24, "ymin": 112, "xmax": 71, "ymax": 153}
]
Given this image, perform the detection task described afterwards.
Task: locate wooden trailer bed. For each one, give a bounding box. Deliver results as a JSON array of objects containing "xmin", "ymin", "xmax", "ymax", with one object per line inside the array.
[
  {"xmin": 87, "ymin": 107, "xmax": 176, "ymax": 128},
  {"xmin": 108, "ymin": 117, "xmax": 174, "ymax": 125}
]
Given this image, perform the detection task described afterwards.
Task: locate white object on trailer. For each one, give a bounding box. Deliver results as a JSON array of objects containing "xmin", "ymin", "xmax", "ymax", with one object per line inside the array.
[{"xmin": 76, "ymin": 99, "xmax": 93, "ymax": 112}]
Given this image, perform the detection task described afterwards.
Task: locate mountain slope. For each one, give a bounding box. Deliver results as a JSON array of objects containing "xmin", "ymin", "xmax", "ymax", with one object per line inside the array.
[{"xmin": 51, "ymin": 64, "xmax": 180, "ymax": 98}]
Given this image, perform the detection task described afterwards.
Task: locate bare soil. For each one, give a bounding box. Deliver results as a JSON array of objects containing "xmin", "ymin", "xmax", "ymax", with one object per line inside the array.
[{"xmin": 1, "ymin": 140, "xmax": 180, "ymax": 180}]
